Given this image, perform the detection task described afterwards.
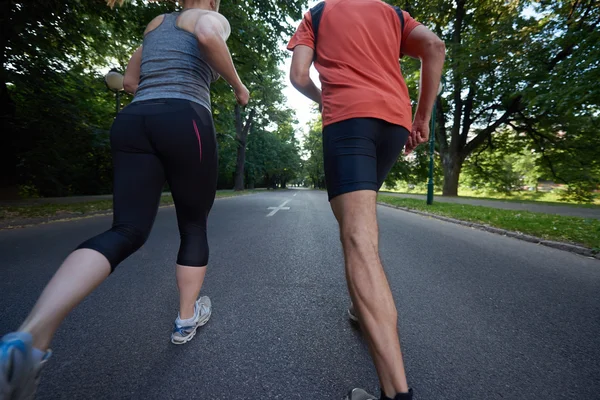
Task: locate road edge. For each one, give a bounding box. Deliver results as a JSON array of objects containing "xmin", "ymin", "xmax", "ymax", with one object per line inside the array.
[
  {"xmin": 377, "ymin": 202, "xmax": 600, "ymax": 260},
  {"xmin": 0, "ymin": 193, "xmax": 254, "ymax": 231}
]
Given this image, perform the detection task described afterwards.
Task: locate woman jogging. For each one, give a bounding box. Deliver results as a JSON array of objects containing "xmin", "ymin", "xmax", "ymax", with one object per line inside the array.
[{"xmin": 0, "ymin": 0, "xmax": 248, "ymax": 398}]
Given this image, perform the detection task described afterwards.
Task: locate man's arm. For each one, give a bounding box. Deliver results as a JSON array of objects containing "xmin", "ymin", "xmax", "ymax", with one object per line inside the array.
[
  {"xmin": 123, "ymin": 46, "xmax": 142, "ymax": 95},
  {"xmin": 195, "ymin": 13, "xmax": 248, "ymax": 105},
  {"xmin": 289, "ymin": 45, "xmax": 322, "ymax": 108},
  {"xmin": 402, "ymin": 25, "xmax": 446, "ymax": 152}
]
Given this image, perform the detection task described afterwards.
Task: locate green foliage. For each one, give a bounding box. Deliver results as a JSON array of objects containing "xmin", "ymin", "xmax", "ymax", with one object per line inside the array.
[
  {"xmin": 559, "ymin": 182, "xmax": 597, "ymax": 204},
  {"xmin": 0, "ymin": 0, "xmax": 305, "ymax": 196},
  {"xmin": 461, "ymin": 130, "xmax": 542, "ymax": 194},
  {"xmin": 384, "ymin": 145, "xmax": 443, "ymax": 190},
  {"xmin": 9, "ymin": 67, "xmax": 115, "ymax": 196},
  {"xmin": 246, "ymin": 128, "xmax": 301, "ymax": 188},
  {"xmin": 302, "ymin": 117, "xmax": 326, "ymax": 189},
  {"xmin": 386, "ymin": 0, "xmax": 599, "ymax": 197}
]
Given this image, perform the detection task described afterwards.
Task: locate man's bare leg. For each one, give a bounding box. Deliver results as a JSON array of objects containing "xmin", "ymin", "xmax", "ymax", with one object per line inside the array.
[{"xmin": 331, "ymin": 190, "xmax": 409, "ymax": 397}]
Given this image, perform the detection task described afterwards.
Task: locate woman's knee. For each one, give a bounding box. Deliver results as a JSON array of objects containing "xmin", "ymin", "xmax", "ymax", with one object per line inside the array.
[
  {"xmin": 177, "ymin": 232, "xmax": 209, "ymax": 267},
  {"xmin": 77, "ymin": 223, "xmax": 151, "ymax": 272}
]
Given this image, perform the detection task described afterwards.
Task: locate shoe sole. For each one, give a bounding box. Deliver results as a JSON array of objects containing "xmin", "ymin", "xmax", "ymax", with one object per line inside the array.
[
  {"xmin": 348, "ymin": 309, "xmax": 359, "ymax": 323},
  {"xmin": 170, "ymin": 308, "xmax": 212, "ymax": 345}
]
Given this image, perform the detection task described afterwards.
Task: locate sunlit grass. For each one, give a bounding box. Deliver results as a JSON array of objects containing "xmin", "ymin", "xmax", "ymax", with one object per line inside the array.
[
  {"xmin": 382, "ymin": 184, "xmax": 600, "ymax": 207},
  {"xmin": 378, "ymin": 195, "xmax": 600, "ymax": 250}
]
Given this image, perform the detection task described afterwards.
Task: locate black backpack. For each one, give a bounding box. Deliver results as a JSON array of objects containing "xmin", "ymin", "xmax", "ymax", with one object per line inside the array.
[{"xmin": 310, "ymin": 1, "xmax": 406, "ymax": 59}]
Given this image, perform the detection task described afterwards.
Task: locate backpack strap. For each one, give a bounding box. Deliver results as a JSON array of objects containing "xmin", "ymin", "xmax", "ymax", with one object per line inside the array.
[
  {"xmin": 310, "ymin": 1, "xmax": 326, "ymax": 60},
  {"xmin": 392, "ymin": 6, "xmax": 406, "ymax": 56},
  {"xmin": 392, "ymin": 6, "xmax": 406, "ymax": 32}
]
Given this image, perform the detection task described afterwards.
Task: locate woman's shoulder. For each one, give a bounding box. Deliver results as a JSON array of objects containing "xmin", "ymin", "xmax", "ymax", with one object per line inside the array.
[{"xmin": 144, "ymin": 14, "xmax": 166, "ymax": 35}]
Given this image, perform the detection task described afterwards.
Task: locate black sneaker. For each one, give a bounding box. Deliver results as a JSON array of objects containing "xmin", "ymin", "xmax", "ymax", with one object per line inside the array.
[{"xmin": 348, "ymin": 303, "xmax": 359, "ymax": 323}]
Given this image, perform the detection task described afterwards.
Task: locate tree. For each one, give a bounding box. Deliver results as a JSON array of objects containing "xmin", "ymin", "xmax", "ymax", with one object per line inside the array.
[
  {"xmin": 302, "ymin": 117, "xmax": 326, "ymax": 189},
  {"xmin": 0, "ymin": 0, "xmax": 173, "ymax": 194},
  {"xmin": 233, "ymin": 105, "xmax": 256, "ymax": 191},
  {"xmin": 1, "ymin": 0, "xmax": 305, "ymax": 196},
  {"xmin": 390, "ymin": 0, "xmax": 599, "ymax": 196},
  {"xmin": 246, "ymin": 127, "xmax": 301, "ymax": 189},
  {"xmin": 383, "ymin": 145, "xmax": 442, "ymax": 190},
  {"xmin": 460, "ymin": 130, "xmax": 541, "ymax": 193},
  {"xmin": 214, "ymin": 0, "xmax": 304, "ymax": 190}
]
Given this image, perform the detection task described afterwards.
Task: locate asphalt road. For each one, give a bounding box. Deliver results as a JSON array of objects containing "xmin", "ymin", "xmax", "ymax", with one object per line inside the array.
[{"xmin": 1, "ymin": 189, "xmax": 599, "ymax": 400}]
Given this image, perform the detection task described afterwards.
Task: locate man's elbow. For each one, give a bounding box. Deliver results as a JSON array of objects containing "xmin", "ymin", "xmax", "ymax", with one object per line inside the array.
[
  {"xmin": 434, "ymin": 38, "xmax": 446, "ymax": 56},
  {"xmin": 290, "ymin": 68, "xmax": 310, "ymax": 89},
  {"xmin": 425, "ymin": 37, "xmax": 446, "ymax": 59}
]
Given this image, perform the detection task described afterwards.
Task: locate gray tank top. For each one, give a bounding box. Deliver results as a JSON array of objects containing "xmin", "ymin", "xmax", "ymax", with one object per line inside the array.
[{"xmin": 132, "ymin": 12, "xmax": 218, "ymax": 110}]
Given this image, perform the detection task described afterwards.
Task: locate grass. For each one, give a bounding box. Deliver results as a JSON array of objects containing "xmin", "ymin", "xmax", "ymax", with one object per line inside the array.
[
  {"xmin": 381, "ymin": 190, "xmax": 600, "ymax": 209},
  {"xmin": 0, "ymin": 190, "xmax": 255, "ymax": 221},
  {"xmin": 382, "ymin": 185, "xmax": 600, "ymax": 207},
  {"xmin": 378, "ymin": 195, "xmax": 600, "ymax": 250}
]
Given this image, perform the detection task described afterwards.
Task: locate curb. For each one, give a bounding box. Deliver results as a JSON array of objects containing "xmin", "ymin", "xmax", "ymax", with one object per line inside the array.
[
  {"xmin": 0, "ymin": 194, "xmax": 253, "ymax": 230},
  {"xmin": 377, "ymin": 202, "xmax": 600, "ymax": 260}
]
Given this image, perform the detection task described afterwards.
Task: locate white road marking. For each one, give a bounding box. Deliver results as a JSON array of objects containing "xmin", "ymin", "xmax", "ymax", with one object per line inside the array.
[
  {"xmin": 267, "ymin": 199, "xmax": 291, "ymax": 217},
  {"xmin": 293, "ymin": 193, "xmax": 298, "ymax": 197}
]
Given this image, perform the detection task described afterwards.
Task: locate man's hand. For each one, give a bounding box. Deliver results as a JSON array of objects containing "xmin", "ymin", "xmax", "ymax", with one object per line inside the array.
[
  {"xmin": 403, "ymin": 25, "xmax": 445, "ymax": 155},
  {"xmin": 405, "ymin": 116, "xmax": 430, "ymax": 154},
  {"xmin": 235, "ymin": 84, "xmax": 250, "ymax": 106}
]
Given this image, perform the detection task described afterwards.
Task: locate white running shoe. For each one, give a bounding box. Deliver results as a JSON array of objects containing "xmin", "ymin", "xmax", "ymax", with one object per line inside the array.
[{"xmin": 171, "ymin": 296, "xmax": 212, "ymax": 345}]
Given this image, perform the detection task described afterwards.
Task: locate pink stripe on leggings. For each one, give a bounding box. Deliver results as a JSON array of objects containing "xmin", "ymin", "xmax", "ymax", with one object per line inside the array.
[{"xmin": 192, "ymin": 120, "xmax": 202, "ymax": 162}]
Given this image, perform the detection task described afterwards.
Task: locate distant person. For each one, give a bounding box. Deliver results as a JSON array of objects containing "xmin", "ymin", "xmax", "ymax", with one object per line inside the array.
[
  {"xmin": 0, "ymin": 0, "xmax": 249, "ymax": 398},
  {"xmin": 288, "ymin": 0, "xmax": 445, "ymax": 399}
]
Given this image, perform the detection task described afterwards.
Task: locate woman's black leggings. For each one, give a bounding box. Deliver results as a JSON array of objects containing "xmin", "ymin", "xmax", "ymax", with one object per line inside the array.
[{"xmin": 78, "ymin": 99, "xmax": 218, "ymax": 272}]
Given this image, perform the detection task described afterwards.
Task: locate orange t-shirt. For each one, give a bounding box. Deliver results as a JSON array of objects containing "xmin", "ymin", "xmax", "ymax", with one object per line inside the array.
[{"xmin": 287, "ymin": 0, "xmax": 420, "ymax": 129}]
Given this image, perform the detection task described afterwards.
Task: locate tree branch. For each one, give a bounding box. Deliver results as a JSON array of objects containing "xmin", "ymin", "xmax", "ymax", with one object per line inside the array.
[
  {"xmin": 547, "ymin": 0, "xmax": 596, "ymax": 72},
  {"xmin": 508, "ymin": 120, "xmax": 567, "ymax": 184},
  {"xmin": 235, "ymin": 104, "xmax": 242, "ymax": 140},
  {"xmin": 460, "ymin": 83, "xmax": 475, "ymax": 148},
  {"xmin": 243, "ymin": 108, "xmax": 256, "ymax": 135},
  {"xmin": 450, "ymin": 0, "xmax": 466, "ymax": 150},
  {"xmin": 462, "ymin": 95, "xmax": 522, "ymax": 156},
  {"xmin": 470, "ymin": 104, "xmax": 501, "ymax": 124},
  {"xmin": 235, "ymin": 106, "xmax": 256, "ymax": 147},
  {"xmin": 567, "ymin": 0, "xmax": 581, "ymax": 26},
  {"xmin": 435, "ymin": 95, "xmax": 448, "ymax": 153}
]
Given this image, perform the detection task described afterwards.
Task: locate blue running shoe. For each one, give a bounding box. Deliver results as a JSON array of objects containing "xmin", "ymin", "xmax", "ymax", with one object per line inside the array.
[{"xmin": 0, "ymin": 332, "xmax": 51, "ymax": 400}]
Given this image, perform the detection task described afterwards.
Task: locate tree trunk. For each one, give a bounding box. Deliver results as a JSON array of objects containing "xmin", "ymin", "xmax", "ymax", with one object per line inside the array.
[
  {"xmin": 233, "ymin": 105, "xmax": 255, "ymax": 191},
  {"xmin": 233, "ymin": 146, "xmax": 246, "ymax": 191},
  {"xmin": 442, "ymin": 153, "xmax": 464, "ymax": 196}
]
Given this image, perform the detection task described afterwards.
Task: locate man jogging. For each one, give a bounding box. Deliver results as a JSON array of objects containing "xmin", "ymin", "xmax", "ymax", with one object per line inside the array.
[{"xmin": 288, "ymin": 1, "xmax": 445, "ymax": 399}]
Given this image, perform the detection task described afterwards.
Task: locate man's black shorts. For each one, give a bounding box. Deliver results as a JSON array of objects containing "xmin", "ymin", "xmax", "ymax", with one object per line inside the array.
[{"xmin": 323, "ymin": 117, "xmax": 409, "ymax": 201}]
